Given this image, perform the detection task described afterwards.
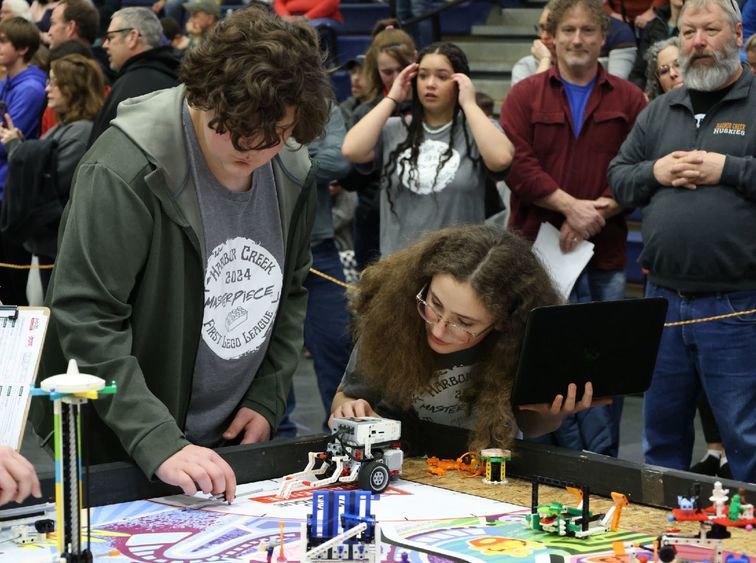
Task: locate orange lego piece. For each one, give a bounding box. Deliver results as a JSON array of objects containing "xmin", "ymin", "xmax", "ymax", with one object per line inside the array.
[{"xmin": 426, "ymin": 452, "xmax": 483, "ymax": 477}]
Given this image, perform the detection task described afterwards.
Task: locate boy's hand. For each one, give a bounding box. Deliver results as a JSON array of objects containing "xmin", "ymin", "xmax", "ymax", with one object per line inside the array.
[
  {"xmin": 223, "ymin": 407, "xmax": 271, "ymax": 444},
  {"xmin": 155, "ymin": 444, "xmax": 237, "ymax": 503}
]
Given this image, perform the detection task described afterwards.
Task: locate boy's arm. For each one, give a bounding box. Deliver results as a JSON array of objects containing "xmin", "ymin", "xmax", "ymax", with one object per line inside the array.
[{"xmin": 44, "ymin": 161, "xmax": 191, "ymax": 477}]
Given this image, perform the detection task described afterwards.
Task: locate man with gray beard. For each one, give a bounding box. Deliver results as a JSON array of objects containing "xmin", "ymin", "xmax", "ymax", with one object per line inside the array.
[{"xmin": 608, "ymin": 0, "xmax": 756, "ymax": 483}]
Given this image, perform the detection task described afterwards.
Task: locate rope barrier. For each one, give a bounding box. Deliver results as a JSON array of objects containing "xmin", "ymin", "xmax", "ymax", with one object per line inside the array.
[
  {"xmin": 0, "ymin": 261, "xmax": 54, "ymax": 270},
  {"xmin": 663, "ymin": 308, "xmax": 756, "ymax": 327},
  {"xmin": 308, "ymin": 267, "xmax": 352, "ymax": 290},
  {"xmin": 306, "ymin": 268, "xmax": 756, "ymax": 327},
  {"xmin": 3, "ymin": 261, "xmax": 754, "ymax": 327}
]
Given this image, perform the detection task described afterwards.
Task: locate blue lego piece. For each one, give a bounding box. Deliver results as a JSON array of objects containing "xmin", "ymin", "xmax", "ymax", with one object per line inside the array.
[{"xmin": 308, "ymin": 490, "xmax": 376, "ymax": 547}]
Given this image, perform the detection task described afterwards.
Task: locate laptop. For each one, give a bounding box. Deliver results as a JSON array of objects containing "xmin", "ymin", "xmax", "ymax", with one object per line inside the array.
[{"xmin": 511, "ymin": 298, "xmax": 668, "ymax": 406}]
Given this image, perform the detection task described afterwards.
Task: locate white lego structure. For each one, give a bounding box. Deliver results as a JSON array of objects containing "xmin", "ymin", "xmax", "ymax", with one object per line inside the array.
[
  {"xmin": 0, "ymin": 502, "xmax": 56, "ymax": 546},
  {"xmin": 658, "ymin": 532, "xmax": 725, "ymax": 563},
  {"xmin": 743, "ymin": 503, "xmax": 754, "ymax": 520},
  {"xmin": 710, "ymin": 481, "xmax": 729, "ymax": 518},
  {"xmin": 278, "ymin": 417, "xmax": 403, "ymax": 499}
]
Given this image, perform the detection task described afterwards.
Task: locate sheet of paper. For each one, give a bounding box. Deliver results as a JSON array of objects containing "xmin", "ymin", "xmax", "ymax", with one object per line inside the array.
[
  {"xmin": 0, "ymin": 307, "xmax": 49, "ymax": 449},
  {"xmin": 532, "ymin": 222, "xmax": 594, "ymax": 300}
]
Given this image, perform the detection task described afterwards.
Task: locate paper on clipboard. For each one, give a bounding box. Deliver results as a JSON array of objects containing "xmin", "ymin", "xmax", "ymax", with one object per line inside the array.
[
  {"xmin": 0, "ymin": 306, "xmax": 49, "ymax": 450},
  {"xmin": 532, "ymin": 222, "xmax": 594, "ymax": 300}
]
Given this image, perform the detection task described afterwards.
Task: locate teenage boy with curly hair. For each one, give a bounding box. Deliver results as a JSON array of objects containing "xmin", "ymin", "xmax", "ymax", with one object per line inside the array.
[{"xmin": 31, "ymin": 5, "xmax": 332, "ymax": 501}]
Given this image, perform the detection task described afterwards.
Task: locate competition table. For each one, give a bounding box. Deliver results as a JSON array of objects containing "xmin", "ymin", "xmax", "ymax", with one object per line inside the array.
[{"xmin": 11, "ymin": 433, "xmax": 756, "ymax": 558}]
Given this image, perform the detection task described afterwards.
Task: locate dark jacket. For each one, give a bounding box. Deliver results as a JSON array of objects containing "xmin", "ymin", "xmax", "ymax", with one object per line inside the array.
[
  {"xmin": 2, "ymin": 121, "xmax": 92, "ymax": 257},
  {"xmin": 608, "ymin": 67, "xmax": 756, "ymax": 292},
  {"xmin": 628, "ymin": 8, "xmax": 677, "ymax": 90},
  {"xmin": 87, "ymin": 46, "xmax": 180, "ymax": 147},
  {"xmin": 31, "ymin": 86, "xmax": 317, "ymax": 478}
]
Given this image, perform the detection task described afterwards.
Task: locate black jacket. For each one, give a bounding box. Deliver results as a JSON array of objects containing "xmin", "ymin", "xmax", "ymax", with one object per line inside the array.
[
  {"xmin": 608, "ymin": 67, "xmax": 756, "ymax": 292},
  {"xmin": 88, "ymin": 46, "xmax": 180, "ymax": 147},
  {"xmin": 628, "ymin": 8, "xmax": 678, "ymax": 90}
]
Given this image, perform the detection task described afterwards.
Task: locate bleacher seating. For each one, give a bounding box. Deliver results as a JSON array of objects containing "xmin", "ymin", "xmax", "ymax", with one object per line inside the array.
[
  {"xmin": 329, "ymin": 1, "xmax": 495, "ymax": 99},
  {"xmin": 340, "ymin": 3, "xmax": 391, "ymax": 33},
  {"xmin": 331, "ymin": 71, "xmax": 352, "ymax": 101},
  {"xmin": 437, "ymin": 1, "xmax": 493, "ymax": 33}
]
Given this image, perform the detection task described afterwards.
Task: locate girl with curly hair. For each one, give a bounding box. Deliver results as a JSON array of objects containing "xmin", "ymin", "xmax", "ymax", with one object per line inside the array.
[
  {"xmin": 342, "ymin": 42, "xmax": 515, "ymax": 257},
  {"xmin": 331, "ymin": 225, "xmax": 602, "ymax": 454}
]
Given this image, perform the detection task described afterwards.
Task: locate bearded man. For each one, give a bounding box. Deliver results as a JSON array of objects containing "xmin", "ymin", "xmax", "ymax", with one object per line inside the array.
[{"xmin": 608, "ymin": 0, "xmax": 756, "ymax": 483}]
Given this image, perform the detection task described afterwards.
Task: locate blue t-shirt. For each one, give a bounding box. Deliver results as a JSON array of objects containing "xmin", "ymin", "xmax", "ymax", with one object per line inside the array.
[{"xmin": 562, "ymin": 77, "xmax": 596, "ymax": 137}]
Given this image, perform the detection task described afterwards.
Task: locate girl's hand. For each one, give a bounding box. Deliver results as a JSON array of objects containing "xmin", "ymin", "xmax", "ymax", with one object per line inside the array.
[
  {"xmin": 452, "ymin": 73, "xmax": 476, "ymax": 110},
  {"xmin": 388, "ymin": 63, "xmax": 418, "ymax": 104},
  {"xmin": 0, "ymin": 114, "xmax": 22, "ymax": 145},
  {"xmin": 328, "ymin": 398, "xmax": 378, "ymax": 428},
  {"xmin": 518, "ymin": 381, "xmax": 611, "ymax": 416}
]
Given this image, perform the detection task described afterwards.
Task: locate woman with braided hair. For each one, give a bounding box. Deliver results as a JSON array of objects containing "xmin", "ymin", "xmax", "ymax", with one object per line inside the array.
[
  {"xmin": 342, "ymin": 42, "xmax": 515, "ymax": 258},
  {"xmin": 330, "ymin": 225, "xmax": 605, "ymax": 454}
]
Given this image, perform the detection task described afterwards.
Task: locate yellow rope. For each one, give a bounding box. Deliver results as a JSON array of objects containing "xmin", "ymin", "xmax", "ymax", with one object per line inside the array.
[
  {"xmin": 308, "ymin": 267, "xmax": 352, "ymax": 289},
  {"xmin": 306, "ymin": 267, "xmax": 756, "ymax": 327},
  {"xmin": 0, "ymin": 261, "xmax": 54, "ymax": 270},
  {"xmin": 663, "ymin": 308, "xmax": 756, "ymax": 327},
  {"xmin": 4, "ymin": 261, "xmax": 754, "ymax": 327}
]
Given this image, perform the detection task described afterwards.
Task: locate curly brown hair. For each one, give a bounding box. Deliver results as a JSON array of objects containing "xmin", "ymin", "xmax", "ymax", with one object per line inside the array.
[
  {"xmin": 362, "ymin": 27, "xmax": 416, "ymax": 100},
  {"xmin": 350, "ymin": 225, "xmax": 562, "ymax": 451},
  {"xmin": 546, "ymin": 0, "xmax": 609, "ymax": 35},
  {"xmin": 51, "ymin": 54, "xmax": 105, "ymax": 122},
  {"xmin": 180, "ymin": 5, "xmax": 332, "ymax": 151}
]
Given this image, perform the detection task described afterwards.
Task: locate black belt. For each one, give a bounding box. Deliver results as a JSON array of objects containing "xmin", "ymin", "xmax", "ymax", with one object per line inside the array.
[{"xmin": 662, "ymin": 287, "xmax": 719, "ymax": 300}]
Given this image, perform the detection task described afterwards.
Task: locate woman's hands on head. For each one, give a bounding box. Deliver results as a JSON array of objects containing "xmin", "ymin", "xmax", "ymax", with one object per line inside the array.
[
  {"xmin": 387, "ymin": 63, "xmax": 418, "ymax": 105},
  {"xmin": 451, "ymin": 73, "xmax": 476, "ymax": 110}
]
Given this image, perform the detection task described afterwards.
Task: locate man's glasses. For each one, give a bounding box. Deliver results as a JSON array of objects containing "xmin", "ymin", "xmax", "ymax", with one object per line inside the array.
[
  {"xmin": 415, "ymin": 284, "xmax": 494, "ymax": 344},
  {"xmin": 657, "ymin": 59, "xmax": 681, "ymax": 78},
  {"xmin": 103, "ymin": 27, "xmax": 135, "ymax": 42}
]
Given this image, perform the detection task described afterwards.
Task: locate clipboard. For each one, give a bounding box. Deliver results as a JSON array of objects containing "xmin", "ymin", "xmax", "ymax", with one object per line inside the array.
[{"xmin": 0, "ymin": 305, "xmax": 49, "ymax": 450}]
